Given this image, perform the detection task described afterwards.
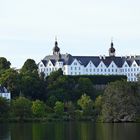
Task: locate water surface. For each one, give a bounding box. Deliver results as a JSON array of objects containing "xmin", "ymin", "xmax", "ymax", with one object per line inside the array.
[{"xmin": 0, "ymin": 122, "xmax": 140, "ymax": 140}]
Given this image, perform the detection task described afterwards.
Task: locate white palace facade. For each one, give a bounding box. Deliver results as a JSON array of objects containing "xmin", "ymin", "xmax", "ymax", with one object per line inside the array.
[{"xmin": 38, "ymin": 39, "xmax": 140, "ymax": 82}]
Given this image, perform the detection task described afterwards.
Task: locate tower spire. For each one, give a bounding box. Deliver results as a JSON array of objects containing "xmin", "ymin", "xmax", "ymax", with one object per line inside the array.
[
  {"xmin": 53, "ymin": 36, "xmax": 60, "ymax": 55},
  {"xmin": 109, "ymin": 38, "xmax": 116, "ymax": 57}
]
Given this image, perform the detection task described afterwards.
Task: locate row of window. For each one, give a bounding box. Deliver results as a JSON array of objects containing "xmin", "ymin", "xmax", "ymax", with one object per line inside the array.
[{"xmin": 121, "ymin": 68, "xmax": 139, "ymax": 72}]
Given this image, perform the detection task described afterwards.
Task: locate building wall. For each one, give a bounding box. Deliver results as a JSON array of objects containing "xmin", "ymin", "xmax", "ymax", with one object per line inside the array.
[{"xmin": 0, "ymin": 93, "xmax": 11, "ymax": 100}]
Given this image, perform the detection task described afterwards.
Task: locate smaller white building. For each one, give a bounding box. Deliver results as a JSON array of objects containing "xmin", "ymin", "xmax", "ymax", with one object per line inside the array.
[{"xmin": 0, "ymin": 86, "xmax": 11, "ymax": 100}]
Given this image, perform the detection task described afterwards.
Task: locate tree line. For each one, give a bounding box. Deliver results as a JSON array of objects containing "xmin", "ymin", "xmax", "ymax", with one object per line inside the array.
[{"xmin": 0, "ymin": 57, "xmax": 140, "ymax": 122}]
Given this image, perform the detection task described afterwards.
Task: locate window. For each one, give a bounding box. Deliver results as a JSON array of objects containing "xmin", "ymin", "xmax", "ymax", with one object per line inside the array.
[
  {"xmin": 40, "ymin": 64, "xmax": 43, "ymax": 67},
  {"xmin": 125, "ymin": 64, "xmax": 127, "ymax": 67},
  {"xmin": 97, "ymin": 69, "xmax": 99, "ymax": 72},
  {"xmin": 116, "ymin": 69, "xmax": 117, "ymax": 72},
  {"xmin": 49, "ymin": 64, "xmax": 51, "ymax": 66},
  {"xmin": 75, "ymin": 72, "xmax": 77, "ymax": 75},
  {"xmin": 79, "ymin": 72, "xmax": 81, "ymax": 75},
  {"xmin": 90, "ymin": 69, "xmax": 92, "ymax": 72},
  {"xmin": 71, "ymin": 72, "xmax": 73, "ymax": 75},
  {"xmin": 75, "ymin": 67, "xmax": 77, "ymax": 70},
  {"xmin": 74, "ymin": 62, "xmax": 77, "ymax": 65},
  {"xmin": 108, "ymin": 69, "xmax": 110, "ymax": 72},
  {"xmin": 79, "ymin": 67, "xmax": 81, "ymax": 70},
  {"xmin": 112, "ymin": 65, "xmax": 114, "ymax": 68},
  {"xmin": 86, "ymin": 69, "xmax": 88, "ymax": 72},
  {"xmin": 101, "ymin": 69, "xmax": 103, "ymax": 72},
  {"xmin": 104, "ymin": 69, "xmax": 106, "ymax": 72},
  {"xmin": 133, "ymin": 64, "xmax": 136, "ymax": 67},
  {"xmin": 71, "ymin": 67, "xmax": 73, "ymax": 70},
  {"xmin": 112, "ymin": 69, "xmax": 114, "ymax": 72}
]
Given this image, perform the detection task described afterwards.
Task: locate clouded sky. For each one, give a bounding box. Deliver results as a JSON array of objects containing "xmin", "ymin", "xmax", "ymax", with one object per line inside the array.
[{"xmin": 0, "ymin": 0, "xmax": 140, "ymax": 68}]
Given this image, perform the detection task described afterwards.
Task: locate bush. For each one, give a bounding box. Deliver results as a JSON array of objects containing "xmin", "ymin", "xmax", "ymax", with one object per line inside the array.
[{"xmin": 32, "ymin": 100, "xmax": 46, "ymax": 117}]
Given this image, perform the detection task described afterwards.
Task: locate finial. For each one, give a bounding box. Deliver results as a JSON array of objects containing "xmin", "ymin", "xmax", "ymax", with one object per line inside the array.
[
  {"xmin": 111, "ymin": 37, "xmax": 114, "ymax": 47},
  {"xmin": 55, "ymin": 36, "xmax": 57, "ymax": 42}
]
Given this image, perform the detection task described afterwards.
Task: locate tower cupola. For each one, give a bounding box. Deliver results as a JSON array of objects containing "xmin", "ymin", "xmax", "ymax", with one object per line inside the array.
[
  {"xmin": 53, "ymin": 37, "xmax": 60, "ymax": 55},
  {"xmin": 109, "ymin": 40, "xmax": 116, "ymax": 56}
]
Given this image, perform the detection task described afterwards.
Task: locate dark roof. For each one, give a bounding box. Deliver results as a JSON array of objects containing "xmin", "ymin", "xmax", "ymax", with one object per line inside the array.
[
  {"xmin": 41, "ymin": 54, "xmax": 140, "ymax": 67},
  {"xmin": 0, "ymin": 86, "xmax": 9, "ymax": 93}
]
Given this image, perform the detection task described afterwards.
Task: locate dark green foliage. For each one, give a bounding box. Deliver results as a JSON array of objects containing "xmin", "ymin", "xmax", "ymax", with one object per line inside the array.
[
  {"xmin": 0, "ymin": 69, "xmax": 21, "ymax": 98},
  {"xmin": 0, "ymin": 97, "xmax": 10, "ymax": 117},
  {"xmin": 101, "ymin": 80, "xmax": 140, "ymax": 122},
  {"xmin": 20, "ymin": 71, "xmax": 46, "ymax": 100},
  {"xmin": 68, "ymin": 75, "xmax": 127, "ymax": 85},
  {"xmin": 76, "ymin": 77, "xmax": 95, "ymax": 99},
  {"xmin": 12, "ymin": 97, "xmax": 32, "ymax": 119},
  {"xmin": 0, "ymin": 57, "xmax": 11, "ymax": 70},
  {"xmin": 21, "ymin": 59, "xmax": 38, "ymax": 73},
  {"xmin": 54, "ymin": 101, "xmax": 64, "ymax": 116}
]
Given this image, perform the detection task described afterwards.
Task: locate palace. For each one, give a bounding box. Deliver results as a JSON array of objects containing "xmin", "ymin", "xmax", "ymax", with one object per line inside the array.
[{"xmin": 38, "ymin": 39, "xmax": 140, "ymax": 82}]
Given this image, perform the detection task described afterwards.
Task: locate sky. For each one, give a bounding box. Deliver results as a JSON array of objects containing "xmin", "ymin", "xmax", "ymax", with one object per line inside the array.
[{"xmin": 0, "ymin": 0, "xmax": 140, "ymax": 68}]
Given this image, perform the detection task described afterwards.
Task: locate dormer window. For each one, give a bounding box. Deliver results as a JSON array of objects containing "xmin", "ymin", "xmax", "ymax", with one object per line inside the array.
[
  {"xmin": 125, "ymin": 64, "xmax": 127, "ymax": 67},
  {"xmin": 40, "ymin": 64, "xmax": 43, "ymax": 67},
  {"xmin": 133, "ymin": 64, "xmax": 136, "ymax": 67},
  {"xmin": 74, "ymin": 62, "xmax": 77, "ymax": 65},
  {"xmin": 49, "ymin": 64, "xmax": 51, "ymax": 66}
]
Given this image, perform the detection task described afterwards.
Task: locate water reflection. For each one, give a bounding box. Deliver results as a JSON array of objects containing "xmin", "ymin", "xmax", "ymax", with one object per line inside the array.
[{"xmin": 0, "ymin": 122, "xmax": 140, "ymax": 140}]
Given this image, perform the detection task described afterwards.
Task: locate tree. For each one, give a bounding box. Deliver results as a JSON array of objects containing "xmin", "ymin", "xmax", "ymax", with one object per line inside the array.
[
  {"xmin": 54, "ymin": 101, "xmax": 64, "ymax": 116},
  {"xmin": 94, "ymin": 95, "xmax": 103, "ymax": 116},
  {"xmin": 77, "ymin": 78, "xmax": 95, "ymax": 99},
  {"xmin": 0, "ymin": 97, "xmax": 10, "ymax": 117},
  {"xmin": 21, "ymin": 59, "xmax": 38, "ymax": 73},
  {"xmin": 0, "ymin": 68, "xmax": 20, "ymax": 98},
  {"xmin": 65, "ymin": 101, "xmax": 75, "ymax": 117},
  {"xmin": 20, "ymin": 71, "xmax": 46, "ymax": 100},
  {"xmin": 101, "ymin": 80, "xmax": 140, "ymax": 122},
  {"xmin": 0, "ymin": 57, "xmax": 11, "ymax": 70},
  {"xmin": 77, "ymin": 94, "xmax": 93, "ymax": 115},
  {"xmin": 12, "ymin": 97, "xmax": 32, "ymax": 119},
  {"xmin": 47, "ymin": 75, "xmax": 76, "ymax": 102},
  {"xmin": 47, "ymin": 68, "xmax": 63, "ymax": 83},
  {"xmin": 32, "ymin": 100, "xmax": 46, "ymax": 117}
]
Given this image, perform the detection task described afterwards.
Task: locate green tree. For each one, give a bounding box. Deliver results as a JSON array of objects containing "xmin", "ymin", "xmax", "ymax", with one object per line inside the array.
[
  {"xmin": 54, "ymin": 101, "xmax": 64, "ymax": 116},
  {"xmin": 101, "ymin": 80, "xmax": 140, "ymax": 122},
  {"xmin": 77, "ymin": 94, "xmax": 93, "ymax": 115},
  {"xmin": 0, "ymin": 97, "xmax": 10, "ymax": 117},
  {"xmin": 0, "ymin": 57, "xmax": 11, "ymax": 70},
  {"xmin": 47, "ymin": 68, "xmax": 63, "ymax": 83},
  {"xmin": 20, "ymin": 71, "xmax": 46, "ymax": 100},
  {"xmin": 65, "ymin": 101, "xmax": 75, "ymax": 117},
  {"xmin": 94, "ymin": 95, "xmax": 103, "ymax": 116},
  {"xmin": 77, "ymin": 78, "xmax": 95, "ymax": 99},
  {"xmin": 0, "ymin": 68, "xmax": 20, "ymax": 98},
  {"xmin": 21, "ymin": 59, "xmax": 38, "ymax": 73},
  {"xmin": 32, "ymin": 100, "xmax": 46, "ymax": 117},
  {"xmin": 12, "ymin": 97, "xmax": 32, "ymax": 119},
  {"xmin": 47, "ymin": 75, "xmax": 76, "ymax": 102}
]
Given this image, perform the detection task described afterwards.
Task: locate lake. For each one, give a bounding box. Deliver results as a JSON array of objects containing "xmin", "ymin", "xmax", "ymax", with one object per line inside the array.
[{"xmin": 0, "ymin": 122, "xmax": 140, "ymax": 140}]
